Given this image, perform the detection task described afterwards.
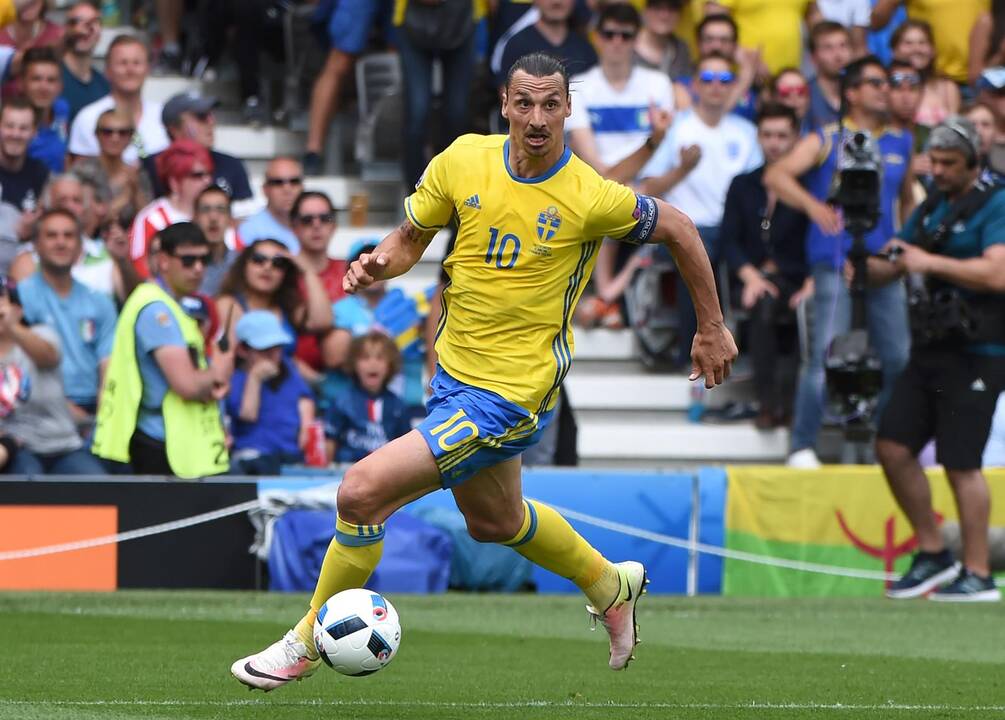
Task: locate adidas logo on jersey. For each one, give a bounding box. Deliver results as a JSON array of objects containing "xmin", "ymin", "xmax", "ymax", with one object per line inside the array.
[{"xmin": 464, "ymin": 194, "xmax": 481, "ymax": 210}]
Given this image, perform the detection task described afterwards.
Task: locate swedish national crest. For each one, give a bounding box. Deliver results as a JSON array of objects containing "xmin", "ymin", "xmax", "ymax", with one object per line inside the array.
[{"xmin": 536, "ymin": 206, "xmax": 562, "ymax": 242}]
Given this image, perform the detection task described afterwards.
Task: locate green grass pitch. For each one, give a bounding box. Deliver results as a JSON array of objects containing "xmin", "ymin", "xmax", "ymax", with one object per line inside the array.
[{"xmin": 1, "ymin": 591, "xmax": 1003, "ymax": 719}]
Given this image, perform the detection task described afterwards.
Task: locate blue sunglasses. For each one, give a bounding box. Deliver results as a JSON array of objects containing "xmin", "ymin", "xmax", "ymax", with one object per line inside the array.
[{"xmin": 699, "ymin": 70, "xmax": 735, "ymax": 84}]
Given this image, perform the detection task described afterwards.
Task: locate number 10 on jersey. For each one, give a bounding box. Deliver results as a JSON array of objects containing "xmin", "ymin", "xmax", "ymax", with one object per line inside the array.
[{"xmin": 485, "ymin": 227, "xmax": 521, "ymax": 269}]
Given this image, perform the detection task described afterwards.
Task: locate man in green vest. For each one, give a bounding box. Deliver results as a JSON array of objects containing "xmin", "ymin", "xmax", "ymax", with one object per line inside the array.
[{"xmin": 93, "ymin": 222, "xmax": 233, "ymax": 478}]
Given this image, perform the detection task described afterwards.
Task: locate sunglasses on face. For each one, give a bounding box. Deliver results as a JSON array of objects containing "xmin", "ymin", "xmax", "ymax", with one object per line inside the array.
[
  {"xmin": 173, "ymin": 252, "xmax": 210, "ymax": 268},
  {"xmin": 97, "ymin": 126, "xmax": 134, "ymax": 138},
  {"xmin": 67, "ymin": 16, "xmax": 100, "ymax": 27},
  {"xmin": 699, "ymin": 70, "xmax": 735, "ymax": 84},
  {"xmin": 187, "ymin": 170, "xmax": 212, "ymax": 180},
  {"xmin": 890, "ymin": 72, "xmax": 921, "ymax": 88},
  {"xmin": 777, "ymin": 84, "xmax": 808, "ymax": 98},
  {"xmin": 265, "ymin": 176, "xmax": 303, "ymax": 187},
  {"xmin": 249, "ymin": 252, "xmax": 290, "ymax": 270},
  {"xmin": 857, "ymin": 76, "xmax": 889, "ymax": 89},
  {"xmin": 296, "ymin": 212, "xmax": 336, "ymax": 225},
  {"xmin": 197, "ymin": 203, "xmax": 229, "ymax": 214},
  {"xmin": 599, "ymin": 28, "xmax": 637, "ymax": 41}
]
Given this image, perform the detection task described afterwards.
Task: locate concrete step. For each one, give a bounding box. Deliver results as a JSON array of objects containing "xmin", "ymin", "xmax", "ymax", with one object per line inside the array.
[{"xmin": 564, "ymin": 368, "xmax": 754, "ymax": 411}]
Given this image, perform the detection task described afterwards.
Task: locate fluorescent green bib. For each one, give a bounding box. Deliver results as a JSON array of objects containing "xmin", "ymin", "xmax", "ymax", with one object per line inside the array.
[{"xmin": 92, "ymin": 282, "xmax": 229, "ymax": 478}]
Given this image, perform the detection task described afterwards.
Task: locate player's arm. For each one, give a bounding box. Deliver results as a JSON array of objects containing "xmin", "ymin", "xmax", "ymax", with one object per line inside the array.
[{"xmin": 342, "ymin": 220, "xmax": 437, "ymax": 294}]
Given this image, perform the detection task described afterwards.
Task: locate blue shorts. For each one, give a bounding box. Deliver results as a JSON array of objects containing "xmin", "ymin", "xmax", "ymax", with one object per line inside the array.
[
  {"xmin": 417, "ymin": 367, "xmax": 554, "ymax": 488},
  {"xmin": 327, "ymin": 0, "xmax": 380, "ymax": 54}
]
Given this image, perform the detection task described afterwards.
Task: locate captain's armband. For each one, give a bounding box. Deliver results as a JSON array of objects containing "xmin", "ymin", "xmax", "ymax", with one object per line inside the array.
[{"xmin": 620, "ymin": 194, "xmax": 660, "ymax": 246}]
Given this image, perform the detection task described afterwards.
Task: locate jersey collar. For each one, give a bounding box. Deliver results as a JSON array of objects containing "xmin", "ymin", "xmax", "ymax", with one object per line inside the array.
[{"xmin": 503, "ymin": 139, "xmax": 572, "ymax": 184}]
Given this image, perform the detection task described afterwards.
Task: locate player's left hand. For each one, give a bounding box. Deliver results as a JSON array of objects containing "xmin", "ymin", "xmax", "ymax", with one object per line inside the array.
[
  {"xmin": 343, "ymin": 252, "xmax": 390, "ymax": 294},
  {"xmin": 689, "ymin": 321, "xmax": 738, "ymax": 389}
]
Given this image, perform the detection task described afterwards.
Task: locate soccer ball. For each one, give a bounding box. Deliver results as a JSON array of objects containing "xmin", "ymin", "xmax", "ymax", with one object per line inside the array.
[{"xmin": 313, "ymin": 589, "xmax": 401, "ymax": 676}]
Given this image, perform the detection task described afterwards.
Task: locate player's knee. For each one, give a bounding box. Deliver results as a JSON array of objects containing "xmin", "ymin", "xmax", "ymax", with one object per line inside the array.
[
  {"xmin": 337, "ymin": 465, "xmax": 383, "ymax": 524},
  {"xmin": 464, "ymin": 514, "xmax": 522, "ymax": 544},
  {"xmin": 876, "ymin": 438, "xmax": 911, "ymax": 469}
]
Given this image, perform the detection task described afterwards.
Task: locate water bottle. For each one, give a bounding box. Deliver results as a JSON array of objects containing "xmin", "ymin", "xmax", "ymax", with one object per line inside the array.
[
  {"xmin": 101, "ymin": 0, "xmax": 120, "ymax": 27},
  {"xmin": 688, "ymin": 380, "xmax": 706, "ymax": 423}
]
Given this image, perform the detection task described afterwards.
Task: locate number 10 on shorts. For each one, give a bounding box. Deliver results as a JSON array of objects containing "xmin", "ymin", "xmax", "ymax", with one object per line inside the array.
[{"xmin": 429, "ymin": 408, "xmax": 480, "ymax": 451}]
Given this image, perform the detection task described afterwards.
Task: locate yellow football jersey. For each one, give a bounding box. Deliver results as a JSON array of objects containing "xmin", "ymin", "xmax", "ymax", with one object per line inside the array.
[{"xmin": 405, "ymin": 134, "xmax": 657, "ymax": 414}]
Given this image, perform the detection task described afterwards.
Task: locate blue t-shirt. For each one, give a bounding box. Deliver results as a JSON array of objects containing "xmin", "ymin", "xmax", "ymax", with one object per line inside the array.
[
  {"xmin": 899, "ymin": 188, "xmax": 1005, "ymax": 354},
  {"xmin": 28, "ymin": 98, "xmax": 70, "ymax": 172},
  {"xmin": 18, "ymin": 272, "xmax": 117, "ymax": 406},
  {"xmin": 60, "ymin": 62, "xmax": 110, "ymax": 125},
  {"xmin": 135, "ymin": 301, "xmax": 187, "ymax": 440},
  {"xmin": 803, "ymin": 123, "xmax": 912, "ymax": 268},
  {"xmin": 496, "ymin": 24, "xmax": 596, "ymax": 87},
  {"xmin": 226, "ymin": 359, "xmax": 313, "ymax": 456},
  {"xmin": 805, "ymin": 77, "xmax": 839, "ymax": 133},
  {"xmin": 325, "ymin": 382, "xmax": 411, "ymax": 463},
  {"xmin": 238, "ymin": 209, "xmax": 300, "ymax": 253}
]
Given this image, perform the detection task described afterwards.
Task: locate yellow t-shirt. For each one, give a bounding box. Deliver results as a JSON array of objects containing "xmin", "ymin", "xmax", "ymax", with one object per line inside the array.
[
  {"xmin": 715, "ymin": 0, "xmax": 811, "ymax": 74},
  {"xmin": 906, "ymin": 0, "xmax": 989, "ymax": 83},
  {"xmin": 405, "ymin": 134, "xmax": 653, "ymax": 414},
  {"xmin": 0, "ymin": 0, "xmax": 14, "ymax": 27},
  {"xmin": 393, "ymin": 0, "xmax": 486, "ymax": 26}
]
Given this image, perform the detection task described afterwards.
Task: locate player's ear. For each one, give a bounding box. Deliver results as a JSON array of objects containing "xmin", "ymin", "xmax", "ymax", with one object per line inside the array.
[
  {"xmin": 500, "ymin": 87, "xmax": 509, "ymax": 119},
  {"xmin": 565, "ymin": 92, "xmax": 572, "ymax": 119}
]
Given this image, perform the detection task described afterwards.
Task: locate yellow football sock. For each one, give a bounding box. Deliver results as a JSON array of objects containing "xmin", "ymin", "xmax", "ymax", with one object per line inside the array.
[
  {"xmin": 293, "ymin": 514, "xmax": 385, "ymax": 650},
  {"xmin": 503, "ymin": 499, "xmax": 619, "ymax": 610}
]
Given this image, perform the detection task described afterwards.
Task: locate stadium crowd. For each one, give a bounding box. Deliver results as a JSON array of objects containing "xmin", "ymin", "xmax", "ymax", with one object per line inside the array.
[{"xmin": 0, "ymin": 0, "xmax": 1002, "ymax": 477}]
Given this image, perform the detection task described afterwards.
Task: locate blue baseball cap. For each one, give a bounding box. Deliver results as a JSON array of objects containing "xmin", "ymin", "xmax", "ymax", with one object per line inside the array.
[{"xmin": 235, "ymin": 310, "xmax": 293, "ymax": 350}]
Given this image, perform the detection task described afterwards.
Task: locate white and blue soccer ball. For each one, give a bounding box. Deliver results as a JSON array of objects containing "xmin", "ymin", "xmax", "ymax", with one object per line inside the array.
[{"xmin": 312, "ymin": 589, "xmax": 401, "ymax": 676}]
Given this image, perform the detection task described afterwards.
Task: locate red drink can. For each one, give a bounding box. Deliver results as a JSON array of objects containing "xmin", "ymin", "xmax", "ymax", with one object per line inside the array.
[{"xmin": 305, "ymin": 419, "xmax": 327, "ymax": 467}]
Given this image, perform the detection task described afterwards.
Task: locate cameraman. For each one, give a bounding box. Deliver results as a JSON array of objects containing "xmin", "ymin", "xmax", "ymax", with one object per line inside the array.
[
  {"xmin": 765, "ymin": 56, "xmax": 915, "ymax": 468},
  {"xmin": 872, "ymin": 118, "xmax": 1005, "ymax": 602}
]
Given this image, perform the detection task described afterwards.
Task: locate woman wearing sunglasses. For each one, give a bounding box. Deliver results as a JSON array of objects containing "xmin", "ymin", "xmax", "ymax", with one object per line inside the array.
[
  {"xmin": 770, "ymin": 68, "xmax": 810, "ymax": 131},
  {"xmin": 215, "ymin": 239, "xmax": 333, "ymax": 368},
  {"xmin": 890, "ymin": 20, "xmax": 960, "ymax": 127},
  {"xmin": 71, "ymin": 107, "xmax": 152, "ymax": 221},
  {"xmin": 128, "ymin": 139, "xmax": 214, "ymax": 279}
]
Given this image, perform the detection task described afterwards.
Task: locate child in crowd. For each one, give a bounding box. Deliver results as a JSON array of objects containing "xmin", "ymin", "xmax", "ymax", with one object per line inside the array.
[
  {"xmin": 325, "ymin": 330, "xmax": 411, "ymax": 464},
  {"xmin": 227, "ymin": 310, "xmax": 315, "ymax": 475}
]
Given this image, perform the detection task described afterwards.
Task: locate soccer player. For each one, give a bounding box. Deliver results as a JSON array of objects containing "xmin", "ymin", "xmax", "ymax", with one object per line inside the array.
[{"xmin": 231, "ymin": 52, "xmax": 737, "ymax": 690}]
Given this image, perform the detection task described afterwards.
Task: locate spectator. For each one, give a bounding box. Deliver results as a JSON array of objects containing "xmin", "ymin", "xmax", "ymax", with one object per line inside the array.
[
  {"xmin": 194, "ymin": 185, "xmax": 239, "ymax": 296},
  {"xmin": 13, "ymin": 207, "xmax": 115, "ymax": 432},
  {"xmin": 0, "ymin": 0, "xmax": 62, "ymax": 99},
  {"xmin": 216, "ymin": 239, "xmax": 333, "ymax": 361},
  {"xmin": 129, "ymin": 139, "xmax": 214, "ymax": 278},
  {"xmin": 566, "ymin": 3, "xmax": 675, "ymax": 183},
  {"xmin": 889, "ymin": 20, "xmax": 960, "ymax": 126},
  {"xmin": 771, "ymin": 68, "xmax": 811, "ymax": 128},
  {"xmin": 969, "ymin": 2, "xmax": 1005, "ymax": 86},
  {"xmin": 640, "ymin": 53, "xmax": 762, "ymax": 366},
  {"xmin": 685, "ymin": 14, "xmax": 759, "ymax": 119},
  {"xmin": 325, "ymin": 330, "xmax": 410, "ymax": 464},
  {"xmin": 721, "ymin": 103, "xmax": 810, "ymax": 429},
  {"xmin": 888, "ymin": 59, "xmax": 932, "ymax": 177},
  {"xmin": 396, "ymin": 0, "xmax": 478, "ymax": 190},
  {"xmin": 153, "ymin": 0, "xmax": 183, "ymax": 74},
  {"xmin": 814, "ymin": 0, "xmax": 871, "ymax": 56},
  {"xmin": 60, "ymin": 0, "xmax": 107, "ymax": 125},
  {"xmin": 227, "ymin": 310, "xmax": 315, "ymax": 475},
  {"xmin": 0, "ymin": 268, "xmax": 105, "ymax": 475},
  {"xmin": 22, "ymin": 46, "xmax": 67, "ymax": 172},
  {"xmin": 302, "ymin": 0, "xmax": 383, "ymax": 175},
  {"xmin": 497, "ymin": 0, "xmax": 597, "ymax": 89},
  {"xmin": 872, "ymin": 0, "xmax": 986, "ymax": 85},
  {"xmin": 805, "ymin": 21, "xmax": 852, "ymax": 132},
  {"xmin": 238, "ymin": 157, "xmax": 302, "ymax": 252},
  {"xmin": 143, "ymin": 92, "xmax": 252, "ymax": 210},
  {"xmin": 634, "ymin": 0, "xmax": 693, "ymax": 80},
  {"xmin": 68, "ymin": 34, "xmax": 170, "ymax": 165},
  {"xmin": 92, "ymin": 222, "xmax": 233, "ymax": 478},
  {"xmin": 0, "ymin": 98, "xmax": 48, "ymax": 269},
  {"xmin": 71, "ymin": 108, "xmax": 152, "ymax": 220},
  {"xmin": 705, "ymin": 0, "xmax": 813, "ymax": 76},
  {"xmin": 291, "ymin": 190, "xmax": 345, "ymax": 384},
  {"xmin": 964, "ymin": 101, "xmax": 1000, "ymax": 180},
  {"xmin": 977, "ymin": 67, "xmax": 1005, "ymax": 179},
  {"xmin": 764, "ymin": 56, "xmax": 913, "ymax": 468}
]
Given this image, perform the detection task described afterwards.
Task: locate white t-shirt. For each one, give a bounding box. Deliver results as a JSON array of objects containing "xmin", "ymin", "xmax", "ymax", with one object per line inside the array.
[
  {"xmin": 640, "ymin": 108, "xmax": 762, "ymax": 227},
  {"xmin": 568, "ymin": 65, "xmax": 675, "ymax": 169},
  {"xmin": 68, "ymin": 95, "xmax": 170, "ymax": 165},
  {"xmin": 816, "ymin": 0, "xmax": 870, "ymax": 27}
]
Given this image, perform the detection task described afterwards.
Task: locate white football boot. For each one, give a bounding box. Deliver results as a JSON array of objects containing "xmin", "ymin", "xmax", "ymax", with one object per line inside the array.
[
  {"xmin": 230, "ymin": 630, "xmax": 320, "ymax": 692},
  {"xmin": 587, "ymin": 561, "xmax": 648, "ymax": 670}
]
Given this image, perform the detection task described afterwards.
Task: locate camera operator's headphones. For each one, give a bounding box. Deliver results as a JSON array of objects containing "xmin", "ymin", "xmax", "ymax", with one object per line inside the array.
[{"xmin": 930, "ymin": 117, "xmax": 981, "ymax": 169}]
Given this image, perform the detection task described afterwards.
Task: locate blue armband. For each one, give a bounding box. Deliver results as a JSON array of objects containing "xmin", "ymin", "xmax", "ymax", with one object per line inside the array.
[{"xmin": 621, "ymin": 194, "xmax": 659, "ymax": 245}]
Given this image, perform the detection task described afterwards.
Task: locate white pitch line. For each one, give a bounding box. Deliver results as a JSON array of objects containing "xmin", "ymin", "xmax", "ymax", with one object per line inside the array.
[{"xmin": 2, "ymin": 699, "xmax": 1003, "ymax": 712}]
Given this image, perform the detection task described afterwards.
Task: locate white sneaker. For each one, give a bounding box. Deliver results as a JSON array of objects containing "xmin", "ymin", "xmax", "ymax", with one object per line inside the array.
[
  {"xmin": 587, "ymin": 561, "xmax": 648, "ymax": 671},
  {"xmin": 230, "ymin": 630, "xmax": 320, "ymax": 692},
  {"xmin": 787, "ymin": 448, "xmax": 822, "ymax": 469}
]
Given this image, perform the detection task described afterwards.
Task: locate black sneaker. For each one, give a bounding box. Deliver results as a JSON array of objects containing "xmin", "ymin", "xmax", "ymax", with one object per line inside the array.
[
  {"xmin": 929, "ymin": 568, "xmax": 1001, "ymax": 603},
  {"xmin": 886, "ymin": 550, "xmax": 959, "ymax": 599}
]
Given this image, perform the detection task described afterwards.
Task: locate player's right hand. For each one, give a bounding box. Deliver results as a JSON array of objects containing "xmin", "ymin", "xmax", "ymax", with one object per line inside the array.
[{"xmin": 343, "ymin": 252, "xmax": 389, "ymax": 294}]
